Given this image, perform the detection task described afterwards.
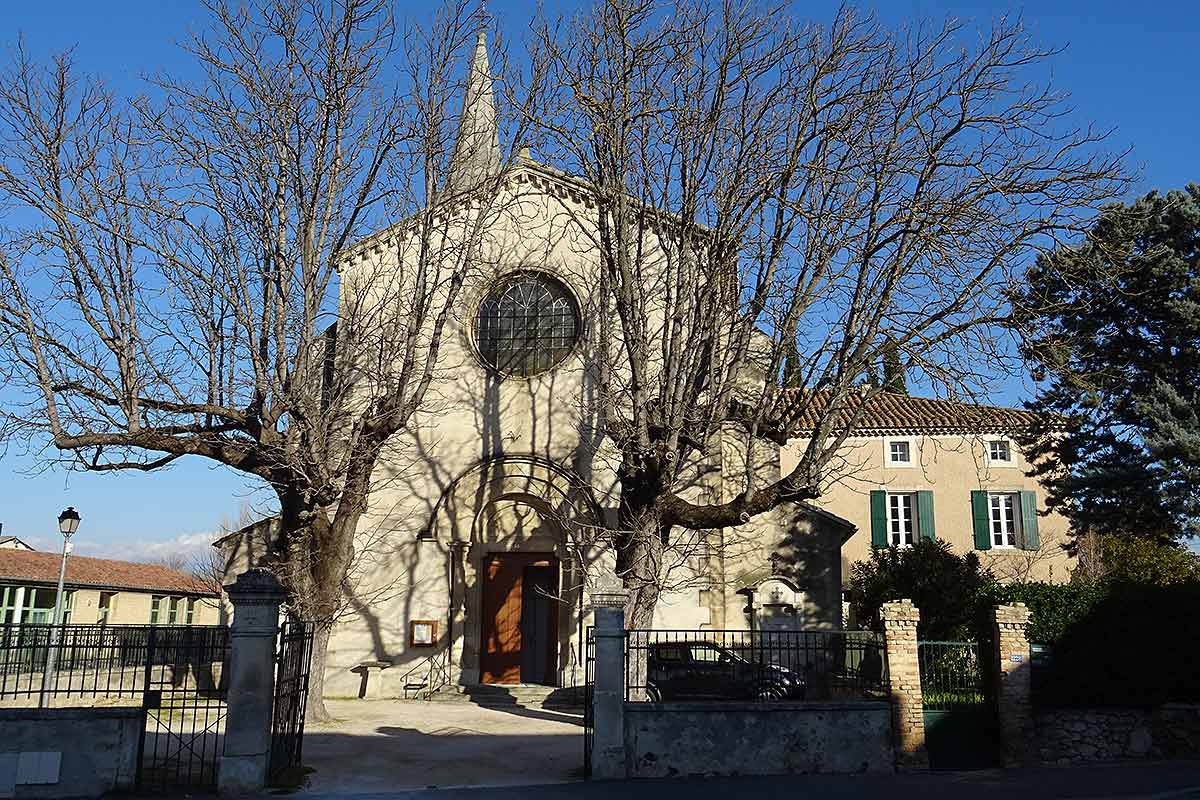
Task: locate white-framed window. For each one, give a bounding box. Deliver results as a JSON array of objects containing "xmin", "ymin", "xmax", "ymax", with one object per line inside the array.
[
  {"xmin": 987, "ymin": 439, "xmax": 1014, "ymax": 465},
  {"xmin": 887, "ymin": 492, "xmax": 916, "ymax": 547},
  {"xmin": 989, "ymin": 492, "xmax": 1021, "ymax": 548},
  {"xmin": 885, "ymin": 437, "xmax": 914, "ymax": 467},
  {"xmin": 150, "ymin": 595, "xmax": 164, "ymax": 624}
]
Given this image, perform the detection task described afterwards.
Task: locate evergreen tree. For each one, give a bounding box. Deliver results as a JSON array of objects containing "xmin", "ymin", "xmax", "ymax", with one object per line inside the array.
[
  {"xmin": 1012, "ymin": 185, "xmax": 1200, "ymax": 541},
  {"xmin": 881, "ymin": 338, "xmax": 908, "ymax": 394}
]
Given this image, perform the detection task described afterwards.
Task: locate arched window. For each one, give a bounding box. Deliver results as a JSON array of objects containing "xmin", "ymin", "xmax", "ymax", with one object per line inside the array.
[{"xmin": 474, "ymin": 273, "xmax": 580, "ymax": 376}]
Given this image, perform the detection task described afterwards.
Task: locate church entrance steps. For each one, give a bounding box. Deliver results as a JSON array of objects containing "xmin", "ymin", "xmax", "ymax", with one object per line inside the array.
[{"xmin": 428, "ymin": 683, "xmax": 585, "ymax": 709}]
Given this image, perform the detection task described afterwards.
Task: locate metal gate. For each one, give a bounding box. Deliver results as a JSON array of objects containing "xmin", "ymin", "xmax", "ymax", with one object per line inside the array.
[
  {"xmin": 269, "ymin": 620, "xmax": 315, "ymax": 786},
  {"xmin": 137, "ymin": 626, "xmax": 231, "ymax": 792},
  {"xmin": 582, "ymin": 626, "xmax": 594, "ymax": 778},
  {"xmin": 918, "ymin": 640, "xmax": 1000, "ymax": 770}
]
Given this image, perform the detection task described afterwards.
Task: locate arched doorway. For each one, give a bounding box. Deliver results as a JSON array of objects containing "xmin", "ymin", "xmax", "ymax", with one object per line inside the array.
[{"xmin": 426, "ymin": 456, "xmax": 609, "ymax": 688}]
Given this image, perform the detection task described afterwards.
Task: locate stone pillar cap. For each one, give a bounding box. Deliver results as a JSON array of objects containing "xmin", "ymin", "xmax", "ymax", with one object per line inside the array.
[
  {"xmin": 588, "ymin": 590, "xmax": 629, "ymax": 609},
  {"xmin": 226, "ymin": 567, "xmax": 286, "ymax": 600}
]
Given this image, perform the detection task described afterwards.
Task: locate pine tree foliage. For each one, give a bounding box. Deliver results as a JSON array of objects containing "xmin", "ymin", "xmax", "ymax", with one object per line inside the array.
[{"xmin": 1012, "ymin": 185, "xmax": 1200, "ymax": 541}]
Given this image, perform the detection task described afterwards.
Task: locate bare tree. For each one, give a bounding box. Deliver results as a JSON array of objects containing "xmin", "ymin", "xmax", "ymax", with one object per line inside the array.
[
  {"xmin": 528, "ymin": 0, "xmax": 1127, "ymax": 625},
  {"xmin": 0, "ymin": 0, "xmax": 528, "ymax": 718}
]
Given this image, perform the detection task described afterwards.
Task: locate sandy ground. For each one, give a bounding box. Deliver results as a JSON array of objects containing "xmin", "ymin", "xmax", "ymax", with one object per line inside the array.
[{"xmin": 294, "ymin": 698, "xmax": 585, "ymax": 796}]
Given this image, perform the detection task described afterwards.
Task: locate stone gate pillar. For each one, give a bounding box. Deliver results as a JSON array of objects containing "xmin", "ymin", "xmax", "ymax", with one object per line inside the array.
[
  {"xmin": 219, "ymin": 568, "xmax": 287, "ymax": 795},
  {"xmin": 880, "ymin": 599, "xmax": 928, "ymax": 769},
  {"xmin": 590, "ymin": 591, "xmax": 628, "ymax": 780},
  {"xmin": 993, "ymin": 602, "xmax": 1034, "ymax": 767}
]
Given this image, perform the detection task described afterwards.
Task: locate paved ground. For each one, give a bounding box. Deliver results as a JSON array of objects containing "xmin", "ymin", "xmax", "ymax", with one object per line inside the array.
[
  {"xmin": 295, "ymin": 699, "xmax": 585, "ymax": 796},
  {"xmin": 294, "ymin": 760, "xmax": 1200, "ymax": 800}
]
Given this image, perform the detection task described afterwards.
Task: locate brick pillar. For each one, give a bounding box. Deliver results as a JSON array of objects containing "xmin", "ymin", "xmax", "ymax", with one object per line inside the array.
[
  {"xmin": 880, "ymin": 599, "xmax": 928, "ymax": 769},
  {"xmin": 993, "ymin": 602, "xmax": 1034, "ymax": 767},
  {"xmin": 589, "ymin": 591, "xmax": 628, "ymax": 780},
  {"xmin": 219, "ymin": 568, "xmax": 286, "ymax": 795}
]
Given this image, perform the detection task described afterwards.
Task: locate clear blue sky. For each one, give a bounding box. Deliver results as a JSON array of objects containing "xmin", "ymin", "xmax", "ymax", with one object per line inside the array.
[{"xmin": 1, "ymin": 0, "xmax": 1197, "ymax": 559}]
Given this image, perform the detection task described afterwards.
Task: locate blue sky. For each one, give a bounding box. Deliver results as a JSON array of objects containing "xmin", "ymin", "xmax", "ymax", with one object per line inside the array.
[{"xmin": 1, "ymin": 0, "xmax": 1197, "ymax": 559}]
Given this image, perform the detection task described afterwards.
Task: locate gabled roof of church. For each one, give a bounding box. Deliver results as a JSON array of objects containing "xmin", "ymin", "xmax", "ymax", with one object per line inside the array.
[{"xmin": 775, "ymin": 389, "xmax": 1045, "ymax": 438}]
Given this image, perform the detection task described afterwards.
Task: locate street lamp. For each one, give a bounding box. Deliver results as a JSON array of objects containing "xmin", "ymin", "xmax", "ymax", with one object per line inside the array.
[{"xmin": 40, "ymin": 506, "xmax": 80, "ymax": 707}]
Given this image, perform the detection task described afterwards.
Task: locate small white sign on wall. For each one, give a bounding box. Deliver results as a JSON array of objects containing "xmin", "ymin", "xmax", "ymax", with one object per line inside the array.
[{"xmin": 16, "ymin": 751, "xmax": 61, "ymax": 785}]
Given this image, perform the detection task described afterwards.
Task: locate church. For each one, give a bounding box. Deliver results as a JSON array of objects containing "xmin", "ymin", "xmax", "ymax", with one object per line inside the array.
[{"xmin": 218, "ymin": 32, "xmax": 1072, "ymax": 700}]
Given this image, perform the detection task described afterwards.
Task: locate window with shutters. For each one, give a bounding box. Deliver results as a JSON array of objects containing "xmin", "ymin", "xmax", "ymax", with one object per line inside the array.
[
  {"xmin": 98, "ymin": 591, "xmax": 116, "ymax": 624},
  {"xmin": 989, "ymin": 492, "xmax": 1021, "ymax": 548},
  {"xmin": 887, "ymin": 492, "xmax": 916, "ymax": 547}
]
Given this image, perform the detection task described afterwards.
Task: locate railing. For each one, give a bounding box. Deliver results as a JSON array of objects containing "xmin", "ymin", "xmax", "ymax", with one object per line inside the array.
[
  {"xmin": 0, "ymin": 623, "xmax": 227, "ymax": 703},
  {"xmin": 917, "ymin": 640, "xmax": 988, "ymax": 710},
  {"xmin": 624, "ymin": 628, "xmax": 888, "ymax": 703},
  {"xmin": 396, "ymin": 648, "xmax": 452, "ymax": 700}
]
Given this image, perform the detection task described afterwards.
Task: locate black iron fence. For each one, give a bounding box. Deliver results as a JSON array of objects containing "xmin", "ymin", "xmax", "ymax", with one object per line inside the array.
[
  {"xmin": 138, "ymin": 625, "xmax": 231, "ymax": 792},
  {"xmin": 624, "ymin": 628, "xmax": 888, "ymax": 703},
  {"xmin": 0, "ymin": 623, "xmax": 227, "ymax": 702},
  {"xmin": 269, "ymin": 620, "xmax": 315, "ymax": 786}
]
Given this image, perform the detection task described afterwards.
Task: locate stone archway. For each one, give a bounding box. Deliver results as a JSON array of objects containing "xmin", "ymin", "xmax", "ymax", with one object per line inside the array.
[{"xmin": 424, "ymin": 456, "xmax": 608, "ymax": 687}]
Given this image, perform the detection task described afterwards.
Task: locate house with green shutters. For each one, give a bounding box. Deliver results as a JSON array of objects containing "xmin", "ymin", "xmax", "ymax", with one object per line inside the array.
[{"xmin": 780, "ymin": 390, "xmax": 1072, "ymax": 590}]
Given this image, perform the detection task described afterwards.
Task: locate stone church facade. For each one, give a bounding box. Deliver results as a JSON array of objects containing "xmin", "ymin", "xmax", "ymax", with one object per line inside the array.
[{"xmin": 218, "ymin": 33, "xmax": 1072, "ymax": 699}]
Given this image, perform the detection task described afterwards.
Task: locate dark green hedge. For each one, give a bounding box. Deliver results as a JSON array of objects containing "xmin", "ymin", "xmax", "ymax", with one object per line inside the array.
[
  {"xmin": 850, "ymin": 544, "xmax": 1200, "ymax": 707},
  {"xmin": 992, "ymin": 581, "xmax": 1110, "ymax": 645},
  {"xmin": 1004, "ymin": 581, "xmax": 1200, "ymax": 708}
]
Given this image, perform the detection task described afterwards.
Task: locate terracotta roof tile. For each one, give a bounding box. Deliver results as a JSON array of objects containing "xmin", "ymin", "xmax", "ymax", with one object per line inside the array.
[
  {"xmin": 0, "ymin": 549, "xmax": 219, "ymax": 595},
  {"xmin": 775, "ymin": 389, "xmax": 1046, "ymax": 437}
]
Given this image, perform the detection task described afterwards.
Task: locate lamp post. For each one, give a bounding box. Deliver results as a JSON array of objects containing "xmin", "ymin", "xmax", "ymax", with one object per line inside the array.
[{"xmin": 39, "ymin": 506, "xmax": 80, "ymax": 707}]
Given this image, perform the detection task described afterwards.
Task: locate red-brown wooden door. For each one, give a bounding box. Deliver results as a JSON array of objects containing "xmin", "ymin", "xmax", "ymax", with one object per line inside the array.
[{"xmin": 480, "ymin": 553, "xmax": 558, "ymax": 684}]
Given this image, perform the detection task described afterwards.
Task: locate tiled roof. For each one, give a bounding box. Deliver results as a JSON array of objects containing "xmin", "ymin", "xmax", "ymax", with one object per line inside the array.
[
  {"xmin": 774, "ymin": 389, "xmax": 1046, "ymax": 437},
  {"xmin": 0, "ymin": 549, "xmax": 220, "ymax": 595}
]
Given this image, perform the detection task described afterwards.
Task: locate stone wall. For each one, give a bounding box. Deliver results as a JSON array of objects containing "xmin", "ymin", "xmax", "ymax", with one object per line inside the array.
[
  {"xmin": 623, "ymin": 701, "xmax": 893, "ymax": 778},
  {"xmin": 0, "ymin": 708, "xmax": 141, "ymax": 798},
  {"xmin": 1036, "ymin": 704, "xmax": 1200, "ymax": 764}
]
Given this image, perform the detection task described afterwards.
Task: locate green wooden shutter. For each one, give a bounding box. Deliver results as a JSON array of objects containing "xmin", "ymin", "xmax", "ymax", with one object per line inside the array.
[
  {"xmin": 971, "ymin": 491, "xmax": 991, "ymax": 551},
  {"xmin": 916, "ymin": 491, "xmax": 936, "ymax": 541},
  {"xmin": 1020, "ymin": 490, "xmax": 1040, "ymax": 550},
  {"xmin": 870, "ymin": 491, "xmax": 887, "ymax": 548}
]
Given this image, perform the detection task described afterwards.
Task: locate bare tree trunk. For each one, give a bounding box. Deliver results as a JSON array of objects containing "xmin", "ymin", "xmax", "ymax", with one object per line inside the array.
[
  {"xmin": 615, "ymin": 470, "xmax": 668, "ymax": 629},
  {"xmin": 305, "ymin": 624, "xmax": 334, "ymax": 723}
]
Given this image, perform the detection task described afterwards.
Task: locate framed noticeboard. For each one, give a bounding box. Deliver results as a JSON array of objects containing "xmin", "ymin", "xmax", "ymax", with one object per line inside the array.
[{"xmin": 410, "ymin": 619, "xmax": 437, "ymax": 647}]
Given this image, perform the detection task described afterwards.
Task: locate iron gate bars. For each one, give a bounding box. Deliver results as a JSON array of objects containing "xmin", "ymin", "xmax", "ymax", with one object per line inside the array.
[
  {"xmin": 135, "ymin": 625, "xmax": 231, "ymax": 792},
  {"xmin": 269, "ymin": 620, "xmax": 316, "ymax": 785}
]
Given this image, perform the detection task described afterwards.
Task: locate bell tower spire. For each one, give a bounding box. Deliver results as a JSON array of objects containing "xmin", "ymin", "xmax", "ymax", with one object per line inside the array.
[{"xmin": 446, "ymin": 30, "xmax": 501, "ymax": 195}]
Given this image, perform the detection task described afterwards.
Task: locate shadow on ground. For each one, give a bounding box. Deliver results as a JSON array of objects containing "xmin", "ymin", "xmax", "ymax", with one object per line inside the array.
[{"xmin": 293, "ymin": 700, "xmax": 584, "ymax": 796}]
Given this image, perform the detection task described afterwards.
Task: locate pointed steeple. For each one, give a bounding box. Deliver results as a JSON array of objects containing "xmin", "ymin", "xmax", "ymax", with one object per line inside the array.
[{"xmin": 445, "ymin": 31, "xmax": 501, "ymax": 195}]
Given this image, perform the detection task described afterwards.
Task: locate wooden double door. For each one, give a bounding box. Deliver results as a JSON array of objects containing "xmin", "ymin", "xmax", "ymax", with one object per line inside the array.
[{"xmin": 479, "ymin": 553, "xmax": 559, "ymax": 685}]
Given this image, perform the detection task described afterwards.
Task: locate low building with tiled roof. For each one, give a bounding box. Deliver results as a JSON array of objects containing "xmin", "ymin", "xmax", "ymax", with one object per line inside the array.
[
  {"xmin": 780, "ymin": 390, "xmax": 1074, "ymax": 597},
  {"xmin": 0, "ymin": 547, "xmax": 221, "ymax": 626}
]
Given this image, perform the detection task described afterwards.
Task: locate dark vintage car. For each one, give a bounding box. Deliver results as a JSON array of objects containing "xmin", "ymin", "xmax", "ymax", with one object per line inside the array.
[{"xmin": 643, "ymin": 640, "xmax": 805, "ymax": 701}]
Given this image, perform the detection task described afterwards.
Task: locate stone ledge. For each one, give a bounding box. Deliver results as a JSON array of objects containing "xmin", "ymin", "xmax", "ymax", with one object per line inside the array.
[
  {"xmin": 0, "ymin": 707, "xmax": 142, "ymax": 724},
  {"xmin": 624, "ymin": 700, "xmax": 890, "ymax": 713}
]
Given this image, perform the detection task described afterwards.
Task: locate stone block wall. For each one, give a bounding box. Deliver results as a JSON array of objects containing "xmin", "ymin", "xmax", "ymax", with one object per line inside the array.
[
  {"xmin": 623, "ymin": 701, "xmax": 893, "ymax": 778},
  {"xmin": 1036, "ymin": 704, "xmax": 1200, "ymax": 764},
  {"xmin": 0, "ymin": 708, "xmax": 141, "ymax": 798}
]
